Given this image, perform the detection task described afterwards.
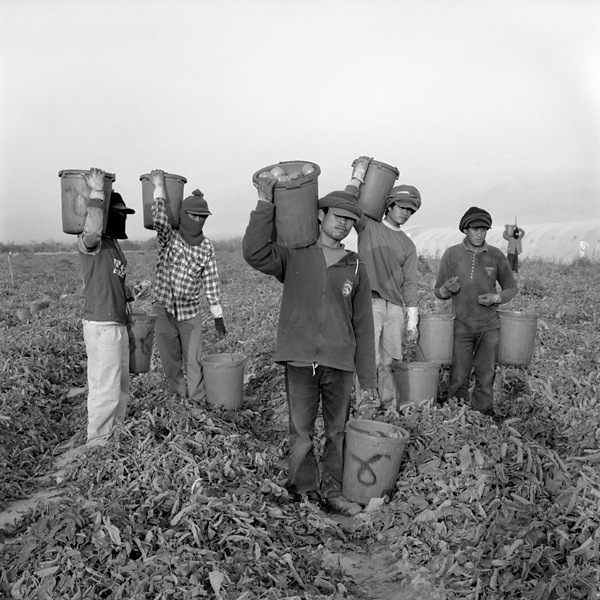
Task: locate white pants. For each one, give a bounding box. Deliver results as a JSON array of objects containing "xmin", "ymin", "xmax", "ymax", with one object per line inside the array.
[
  {"xmin": 372, "ymin": 297, "xmax": 405, "ymax": 404},
  {"xmin": 83, "ymin": 321, "xmax": 130, "ymax": 445}
]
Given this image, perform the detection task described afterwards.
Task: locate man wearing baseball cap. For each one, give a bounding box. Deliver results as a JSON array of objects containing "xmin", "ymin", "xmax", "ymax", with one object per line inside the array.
[
  {"xmin": 243, "ymin": 173, "xmax": 377, "ymax": 517},
  {"xmin": 147, "ymin": 170, "xmax": 227, "ymax": 405},
  {"xmin": 434, "ymin": 206, "xmax": 518, "ymax": 418},
  {"xmin": 350, "ymin": 156, "xmax": 421, "ymax": 410}
]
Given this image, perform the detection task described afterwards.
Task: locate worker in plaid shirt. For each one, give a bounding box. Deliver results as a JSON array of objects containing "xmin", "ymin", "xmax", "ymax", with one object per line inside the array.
[{"xmin": 148, "ymin": 169, "xmax": 226, "ymax": 403}]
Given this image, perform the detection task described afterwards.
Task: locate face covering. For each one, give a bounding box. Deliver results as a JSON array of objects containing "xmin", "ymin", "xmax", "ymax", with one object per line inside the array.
[
  {"xmin": 179, "ymin": 191, "xmax": 209, "ymax": 246},
  {"xmin": 105, "ymin": 209, "xmax": 128, "ymax": 239}
]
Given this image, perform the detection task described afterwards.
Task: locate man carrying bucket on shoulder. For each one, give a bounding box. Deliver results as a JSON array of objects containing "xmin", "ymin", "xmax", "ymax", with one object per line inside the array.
[
  {"xmin": 503, "ymin": 222, "xmax": 525, "ymax": 274},
  {"xmin": 147, "ymin": 169, "xmax": 226, "ymax": 404},
  {"xmin": 434, "ymin": 207, "xmax": 518, "ymax": 418},
  {"xmin": 242, "ymin": 171, "xmax": 378, "ymax": 517},
  {"xmin": 78, "ymin": 168, "xmax": 151, "ymax": 447},
  {"xmin": 350, "ymin": 156, "xmax": 421, "ymax": 411}
]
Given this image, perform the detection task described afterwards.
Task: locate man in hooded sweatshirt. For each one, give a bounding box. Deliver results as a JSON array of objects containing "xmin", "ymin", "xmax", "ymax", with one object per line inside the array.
[
  {"xmin": 148, "ymin": 169, "xmax": 226, "ymax": 403},
  {"xmin": 78, "ymin": 167, "xmax": 151, "ymax": 446},
  {"xmin": 242, "ymin": 171, "xmax": 377, "ymax": 516},
  {"xmin": 434, "ymin": 206, "xmax": 518, "ymax": 417}
]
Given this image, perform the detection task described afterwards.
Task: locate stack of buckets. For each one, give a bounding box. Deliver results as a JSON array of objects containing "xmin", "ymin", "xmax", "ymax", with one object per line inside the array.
[
  {"xmin": 252, "ymin": 161, "xmax": 321, "ymax": 248},
  {"xmin": 342, "ymin": 419, "xmax": 409, "ymax": 505},
  {"xmin": 392, "ymin": 313, "xmax": 454, "ymax": 407}
]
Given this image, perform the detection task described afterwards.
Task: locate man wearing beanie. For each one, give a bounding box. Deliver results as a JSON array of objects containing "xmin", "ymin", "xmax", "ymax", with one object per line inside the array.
[
  {"xmin": 434, "ymin": 206, "xmax": 518, "ymax": 417},
  {"xmin": 148, "ymin": 169, "xmax": 226, "ymax": 404},
  {"xmin": 349, "ymin": 156, "xmax": 421, "ymax": 409},
  {"xmin": 243, "ymin": 171, "xmax": 377, "ymax": 517},
  {"xmin": 78, "ymin": 168, "xmax": 151, "ymax": 447}
]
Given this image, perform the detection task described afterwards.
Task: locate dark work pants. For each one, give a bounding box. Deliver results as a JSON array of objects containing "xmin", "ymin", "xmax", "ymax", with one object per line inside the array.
[
  {"xmin": 507, "ymin": 253, "xmax": 519, "ymax": 272},
  {"xmin": 448, "ymin": 327, "xmax": 499, "ymax": 415},
  {"xmin": 284, "ymin": 364, "xmax": 353, "ymax": 498}
]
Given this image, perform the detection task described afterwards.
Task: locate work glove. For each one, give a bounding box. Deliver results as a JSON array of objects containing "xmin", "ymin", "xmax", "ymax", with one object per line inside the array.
[
  {"xmin": 478, "ymin": 293, "xmax": 501, "ymax": 306},
  {"xmin": 439, "ymin": 276, "xmax": 460, "ymax": 298},
  {"xmin": 82, "ymin": 167, "xmax": 105, "ymax": 200},
  {"xmin": 149, "ymin": 169, "xmax": 166, "ymax": 200},
  {"xmin": 352, "ymin": 156, "xmax": 372, "ymax": 184},
  {"xmin": 214, "ymin": 317, "xmax": 227, "ymax": 338},
  {"xmin": 256, "ymin": 174, "xmax": 277, "ymax": 203},
  {"xmin": 406, "ymin": 306, "xmax": 419, "ymax": 341},
  {"xmin": 133, "ymin": 280, "xmax": 152, "ymax": 300}
]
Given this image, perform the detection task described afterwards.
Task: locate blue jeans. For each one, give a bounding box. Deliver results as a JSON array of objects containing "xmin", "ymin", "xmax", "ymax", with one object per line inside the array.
[
  {"xmin": 448, "ymin": 327, "xmax": 499, "ymax": 415},
  {"xmin": 285, "ymin": 364, "xmax": 353, "ymax": 498}
]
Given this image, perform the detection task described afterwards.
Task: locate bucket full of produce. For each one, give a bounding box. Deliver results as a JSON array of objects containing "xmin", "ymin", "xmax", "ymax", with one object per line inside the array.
[
  {"xmin": 351, "ymin": 158, "xmax": 399, "ymax": 221},
  {"xmin": 59, "ymin": 169, "xmax": 116, "ymax": 235},
  {"xmin": 392, "ymin": 361, "xmax": 441, "ymax": 407},
  {"xmin": 414, "ymin": 313, "xmax": 455, "ymax": 366},
  {"xmin": 140, "ymin": 172, "xmax": 187, "ymax": 230},
  {"xmin": 252, "ymin": 161, "xmax": 321, "ymax": 248},
  {"xmin": 127, "ymin": 313, "xmax": 157, "ymax": 373},
  {"xmin": 342, "ymin": 419, "xmax": 409, "ymax": 505},
  {"xmin": 497, "ymin": 310, "xmax": 539, "ymax": 367},
  {"xmin": 201, "ymin": 353, "xmax": 246, "ymax": 410}
]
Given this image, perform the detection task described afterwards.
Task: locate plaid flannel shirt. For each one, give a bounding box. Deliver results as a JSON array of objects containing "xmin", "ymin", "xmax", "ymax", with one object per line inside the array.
[{"xmin": 152, "ymin": 199, "xmax": 222, "ymax": 321}]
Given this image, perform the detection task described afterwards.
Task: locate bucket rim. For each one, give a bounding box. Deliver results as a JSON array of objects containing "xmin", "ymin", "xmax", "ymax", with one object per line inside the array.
[
  {"xmin": 392, "ymin": 361, "xmax": 442, "ymax": 371},
  {"xmin": 127, "ymin": 312, "xmax": 157, "ymax": 322},
  {"xmin": 59, "ymin": 169, "xmax": 115, "ymax": 181},
  {"xmin": 351, "ymin": 158, "xmax": 399, "ymax": 177},
  {"xmin": 139, "ymin": 172, "xmax": 188, "ymax": 183},
  {"xmin": 202, "ymin": 352, "xmax": 246, "ymax": 365},
  {"xmin": 252, "ymin": 161, "xmax": 321, "ymax": 189},
  {"xmin": 419, "ymin": 313, "xmax": 455, "ymax": 321},
  {"xmin": 345, "ymin": 418, "xmax": 409, "ymax": 440},
  {"xmin": 497, "ymin": 310, "xmax": 540, "ymax": 320}
]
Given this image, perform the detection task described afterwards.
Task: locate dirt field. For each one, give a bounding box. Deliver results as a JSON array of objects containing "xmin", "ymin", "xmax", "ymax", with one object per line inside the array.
[{"xmin": 1, "ymin": 248, "xmax": 599, "ymax": 599}]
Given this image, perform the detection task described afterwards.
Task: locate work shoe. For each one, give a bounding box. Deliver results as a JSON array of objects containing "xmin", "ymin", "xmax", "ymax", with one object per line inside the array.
[{"xmin": 322, "ymin": 492, "xmax": 362, "ymax": 517}]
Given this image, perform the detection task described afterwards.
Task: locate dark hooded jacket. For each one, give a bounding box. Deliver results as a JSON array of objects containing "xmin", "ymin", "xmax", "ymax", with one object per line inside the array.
[{"xmin": 242, "ymin": 201, "xmax": 377, "ymax": 388}]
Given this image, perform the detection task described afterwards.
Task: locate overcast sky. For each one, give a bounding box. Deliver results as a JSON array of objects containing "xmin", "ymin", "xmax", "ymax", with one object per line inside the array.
[{"xmin": 1, "ymin": 0, "xmax": 599, "ymax": 244}]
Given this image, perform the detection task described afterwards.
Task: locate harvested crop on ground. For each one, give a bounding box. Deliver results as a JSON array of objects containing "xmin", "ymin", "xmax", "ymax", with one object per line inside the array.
[{"xmin": 1, "ymin": 247, "xmax": 599, "ymax": 599}]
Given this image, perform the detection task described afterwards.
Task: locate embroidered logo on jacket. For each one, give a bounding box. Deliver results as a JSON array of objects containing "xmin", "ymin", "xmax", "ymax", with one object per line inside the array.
[
  {"xmin": 113, "ymin": 258, "xmax": 127, "ymax": 279},
  {"xmin": 342, "ymin": 279, "xmax": 353, "ymax": 296},
  {"xmin": 485, "ymin": 267, "xmax": 495, "ymax": 277}
]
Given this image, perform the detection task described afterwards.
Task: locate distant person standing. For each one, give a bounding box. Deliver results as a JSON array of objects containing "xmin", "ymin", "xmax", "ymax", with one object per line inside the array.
[
  {"xmin": 350, "ymin": 156, "xmax": 421, "ymax": 409},
  {"xmin": 503, "ymin": 223, "xmax": 525, "ymax": 273},
  {"xmin": 78, "ymin": 168, "xmax": 151, "ymax": 446},
  {"xmin": 148, "ymin": 169, "xmax": 226, "ymax": 403},
  {"xmin": 243, "ymin": 171, "xmax": 377, "ymax": 516},
  {"xmin": 434, "ymin": 207, "xmax": 518, "ymax": 417}
]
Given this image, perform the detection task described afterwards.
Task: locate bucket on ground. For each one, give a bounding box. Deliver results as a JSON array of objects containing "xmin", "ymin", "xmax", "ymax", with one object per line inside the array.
[
  {"xmin": 414, "ymin": 313, "xmax": 455, "ymax": 365},
  {"xmin": 352, "ymin": 158, "xmax": 399, "ymax": 221},
  {"xmin": 59, "ymin": 169, "xmax": 116, "ymax": 235},
  {"xmin": 127, "ymin": 313, "xmax": 157, "ymax": 373},
  {"xmin": 392, "ymin": 361, "xmax": 440, "ymax": 407},
  {"xmin": 201, "ymin": 353, "xmax": 246, "ymax": 410},
  {"xmin": 252, "ymin": 161, "xmax": 321, "ymax": 248},
  {"xmin": 497, "ymin": 310, "xmax": 539, "ymax": 367},
  {"xmin": 140, "ymin": 172, "xmax": 188, "ymax": 230},
  {"xmin": 342, "ymin": 419, "xmax": 409, "ymax": 506}
]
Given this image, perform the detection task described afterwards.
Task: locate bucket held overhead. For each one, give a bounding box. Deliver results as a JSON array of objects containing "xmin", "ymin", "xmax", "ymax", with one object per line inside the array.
[
  {"xmin": 140, "ymin": 172, "xmax": 187, "ymax": 230},
  {"xmin": 59, "ymin": 169, "xmax": 116, "ymax": 235},
  {"xmin": 252, "ymin": 161, "xmax": 321, "ymax": 248},
  {"xmin": 351, "ymin": 158, "xmax": 399, "ymax": 221}
]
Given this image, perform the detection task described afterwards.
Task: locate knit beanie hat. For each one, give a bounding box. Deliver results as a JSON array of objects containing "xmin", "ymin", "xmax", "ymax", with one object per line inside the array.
[
  {"xmin": 179, "ymin": 190, "xmax": 210, "ymax": 246},
  {"xmin": 318, "ymin": 190, "xmax": 362, "ymax": 221},
  {"xmin": 459, "ymin": 206, "xmax": 492, "ymax": 232},
  {"xmin": 385, "ymin": 185, "xmax": 421, "ymax": 212}
]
